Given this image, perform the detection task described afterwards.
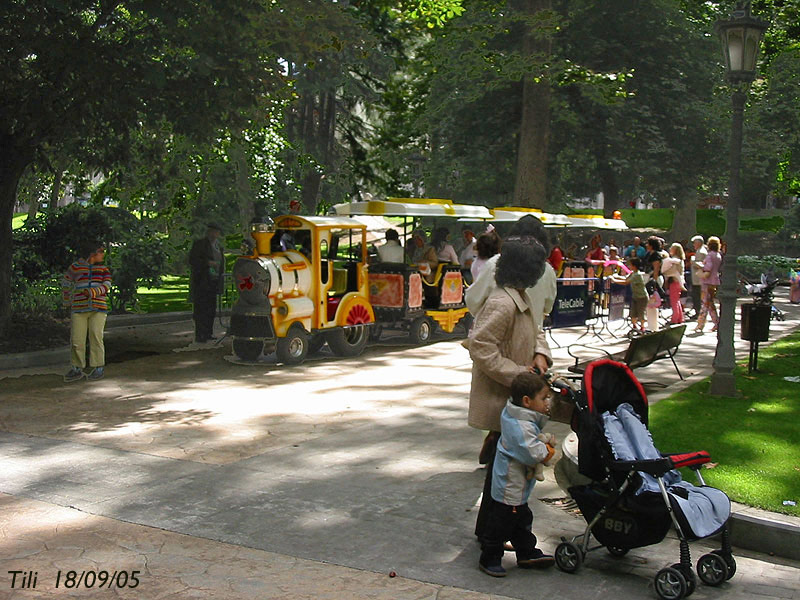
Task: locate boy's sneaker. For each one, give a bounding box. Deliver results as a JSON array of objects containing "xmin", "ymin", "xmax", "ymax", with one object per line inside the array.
[
  {"xmin": 86, "ymin": 367, "xmax": 105, "ymax": 381},
  {"xmin": 63, "ymin": 367, "xmax": 85, "ymax": 383},
  {"xmin": 517, "ymin": 548, "xmax": 555, "ymax": 569},
  {"xmin": 478, "ymin": 561, "xmax": 507, "ymax": 577}
]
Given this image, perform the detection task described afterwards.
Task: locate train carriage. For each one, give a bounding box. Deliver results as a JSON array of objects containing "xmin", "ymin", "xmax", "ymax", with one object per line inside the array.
[{"xmin": 229, "ymin": 201, "xmax": 629, "ymax": 365}]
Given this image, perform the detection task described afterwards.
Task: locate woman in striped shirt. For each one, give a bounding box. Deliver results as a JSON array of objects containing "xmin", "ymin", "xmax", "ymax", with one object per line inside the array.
[{"xmin": 61, "ymin": 241, "xmax": 112, "ymax": 382}]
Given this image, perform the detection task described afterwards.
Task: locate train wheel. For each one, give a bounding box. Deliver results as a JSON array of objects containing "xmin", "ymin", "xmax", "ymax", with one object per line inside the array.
[
  {"xmin": 276, "ymin": 324, "xmax": 309, "ymax": 365},
  {"xmin": 327, "ymin": 324, "xmax": 369, "ymax": 357},
  {"xmin": 408, "ymin": 316, "xmax": 433, "ymax": 344},
  {"xmin": 233, "ymin": 339, "xmax": 264, "ymax": 362}
]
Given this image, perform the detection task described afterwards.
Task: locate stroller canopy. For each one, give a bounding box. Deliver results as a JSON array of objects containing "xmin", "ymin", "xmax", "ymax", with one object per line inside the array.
[{"xmin": 584, "ymin": 360, "xmax": 649, "ymax": 424}]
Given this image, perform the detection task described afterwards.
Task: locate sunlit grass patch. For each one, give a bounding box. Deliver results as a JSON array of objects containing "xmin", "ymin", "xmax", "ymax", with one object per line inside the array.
[
  {"xmin": 136, "ymin": 275, "xmax": 192, "ymax": 313},
  {"xmin": 649, "ymin": 331, "xmax": 800, "ymax": 516}
]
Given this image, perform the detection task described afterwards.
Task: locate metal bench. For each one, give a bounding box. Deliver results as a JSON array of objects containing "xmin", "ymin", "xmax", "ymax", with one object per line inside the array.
[{"xmin": 567, "ymin": 324, "xmax": 686, "ymax": 380}]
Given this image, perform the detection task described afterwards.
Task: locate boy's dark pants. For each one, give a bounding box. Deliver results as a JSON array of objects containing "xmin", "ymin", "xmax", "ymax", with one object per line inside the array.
[
  {"xmin": 476, "ymin": 437, "xmax": 537, "ymax": 565},
  {"xmin": 479, "ymin": 498, "xmax": 538, "ymax": 566}
]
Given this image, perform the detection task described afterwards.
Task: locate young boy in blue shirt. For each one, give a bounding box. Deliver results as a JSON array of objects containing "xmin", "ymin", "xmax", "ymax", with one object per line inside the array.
[{"xmin": 479, "ymin": 371, "xmax": 556, "ymax": 577}]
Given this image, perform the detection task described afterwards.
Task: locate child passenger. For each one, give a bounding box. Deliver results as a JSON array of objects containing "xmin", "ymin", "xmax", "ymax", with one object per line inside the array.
[{"xmin": 478, "ymin": 371, "xmax": 556, "ymax": 577}]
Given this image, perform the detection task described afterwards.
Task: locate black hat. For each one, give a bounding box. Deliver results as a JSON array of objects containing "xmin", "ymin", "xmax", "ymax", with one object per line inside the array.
[{"xmin": 207, "ymin": 222, "xmax": 223, "ymax": 232}]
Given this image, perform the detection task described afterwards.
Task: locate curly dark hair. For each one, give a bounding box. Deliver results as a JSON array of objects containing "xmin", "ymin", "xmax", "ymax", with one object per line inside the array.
[
  {"xmin": 509, "ymin": 215, "xmax": 549, "ymax": 253},
  {"xmin": 646, "ymin": 236, "xmax": 662, "ymax": 252},
  {"xmin": 475, "ymin": 231, "xmax": 501, "ymax": 260},
  {"xmin": 495, "ymin": 237, "xmax": 546, "ymax": 289}
]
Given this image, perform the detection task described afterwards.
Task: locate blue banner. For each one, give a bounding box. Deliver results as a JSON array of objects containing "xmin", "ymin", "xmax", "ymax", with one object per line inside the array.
[{"xmin": 551, "ymin": 280, "xmax": 592, "ymax": 328}]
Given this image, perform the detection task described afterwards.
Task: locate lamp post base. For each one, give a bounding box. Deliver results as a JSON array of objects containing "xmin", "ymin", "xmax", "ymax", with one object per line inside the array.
[{"xmin": 709, "ymin": 371, "xmax": 738, "ymax": 397}]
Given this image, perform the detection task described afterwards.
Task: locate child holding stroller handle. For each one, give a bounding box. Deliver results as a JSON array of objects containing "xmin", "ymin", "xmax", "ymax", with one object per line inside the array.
[{"xmin": 478, "ymin": 371, "xmax": 557, "ymax": 577}]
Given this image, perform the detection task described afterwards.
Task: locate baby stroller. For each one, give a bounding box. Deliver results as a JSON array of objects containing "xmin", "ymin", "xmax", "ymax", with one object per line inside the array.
[
  {"xmin": 742, "ymin": 273, "xmax": 786, "ymax": 321},
  {"xmin": 552, "ymin": 360, "xmax": 734, "ymax": 600}
]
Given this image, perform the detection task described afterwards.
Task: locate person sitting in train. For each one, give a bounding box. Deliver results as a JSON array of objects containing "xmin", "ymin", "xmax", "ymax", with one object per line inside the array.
[
  {"xmin": 431, "ymin": 226, "xmax": 459, "ymax": 264},
  {"xmin": 406, "ymin": 229, "xmax": 428, "ymax": 265},
  {"xmin": 419, "ymin": 227, "xmax": 459, "ymax": 283},
  {"xmin": 377, "ymin": 229, "xmax": 404, "ymax": 263},
  {"xmin": 584, "ymin": 233, "xmax": 606, "ymax": 262}
]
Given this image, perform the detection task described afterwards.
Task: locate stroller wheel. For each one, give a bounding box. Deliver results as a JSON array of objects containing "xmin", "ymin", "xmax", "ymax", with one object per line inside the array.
[
  {"xmin": 607, "ymin": 546, "xmax": 629, "ymax": 558},
  {"xmin": 670, "ymin": 563, "xmax": 696, "ymax": 596},
  {"xmin": 711, "ymin": 549, "xmax": 736, "ymax": 580},
  {"xmin": 654, "ymin": 567, "xmax": 688, "ymax": 600},
  {"xmin": 696, "ymin": 553, "xmax": 729, "ymax": 586},
  {"xmin": 555, "ymin": 542, "xmax": 583, "ymax": 573}
]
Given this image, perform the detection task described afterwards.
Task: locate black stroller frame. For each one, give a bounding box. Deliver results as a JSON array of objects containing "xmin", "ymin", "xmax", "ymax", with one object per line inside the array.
[
  {"xmin": 551, "ymin": 360, "xmax": 736, "ymax": 600},
  {"xmin": 741, "ymin": 272, "xmax": 786, "ymax": 322}
]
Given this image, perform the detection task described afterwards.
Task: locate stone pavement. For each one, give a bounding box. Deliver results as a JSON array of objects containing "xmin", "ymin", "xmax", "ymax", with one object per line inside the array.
[{"xmin": 0, "ymin": 290, "xmax": 799, "ymax": 599}]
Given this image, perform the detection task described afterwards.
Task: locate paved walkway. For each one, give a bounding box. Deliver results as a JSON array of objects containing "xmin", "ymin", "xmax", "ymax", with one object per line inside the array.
[{"xmin": 1, "ymin": 291, "xmax": 799, "ymax": 599}]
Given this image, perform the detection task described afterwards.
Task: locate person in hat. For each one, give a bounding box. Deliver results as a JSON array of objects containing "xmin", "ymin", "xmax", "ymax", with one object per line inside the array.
[
  {"xmin": 406, "ymin": 228, "xmax": 428, "ymax": 264},
  {"xmin": 689, "ymin": 235, "xmax": 707, "ymax": 320},
  {"xmin": 189, "ymin": 223, "xmax": 226, "ymax": 343}
]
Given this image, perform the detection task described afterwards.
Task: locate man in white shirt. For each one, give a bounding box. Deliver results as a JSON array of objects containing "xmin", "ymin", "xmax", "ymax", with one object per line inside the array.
[
  {"xmin": 689, "ymin": 235, "xmax": 708, "ymax": 320},
  {"xmin": 377, "ymin": 229, "xmax": 405, "ymax": 263},
  {"xmin": 459, "ymin": 228, "xmax": 477, "ymax": 282}
]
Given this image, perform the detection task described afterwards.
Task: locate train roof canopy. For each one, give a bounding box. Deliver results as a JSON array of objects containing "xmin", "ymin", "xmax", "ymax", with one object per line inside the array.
[
  {"xmin": 332, "ymin": 198, "xmax": 492, "ymax": 219},
  {"xmin": 274, "ymin": 214, "xmax": 366, "ymax": 230},
  {"xmin": 566, "ymin": 214, "xmax": 629, "ymax": 230},
  {"xmin": 490, "ymin": 207, "xmax": 573, "ymax": 226}
]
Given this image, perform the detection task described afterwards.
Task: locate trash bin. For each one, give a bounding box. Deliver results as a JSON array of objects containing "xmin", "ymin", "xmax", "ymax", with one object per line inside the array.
[{"xmin": 741, "ymin": 303, "xmax": 770, "ymax": 342}]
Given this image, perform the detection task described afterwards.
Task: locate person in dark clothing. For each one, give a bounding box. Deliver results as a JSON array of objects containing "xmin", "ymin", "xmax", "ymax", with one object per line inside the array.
[{"xmin": 189, "ymin": 223, "xmax": 226, "ymax": 343}]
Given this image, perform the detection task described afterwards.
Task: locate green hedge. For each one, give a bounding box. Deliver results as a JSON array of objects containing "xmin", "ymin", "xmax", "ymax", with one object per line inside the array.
[
  {"xmin": 569, "ymin": 209, "xmax": 783, "ymax": 236},
  {"xmin": 738, "ymin": 255, "xmax": 800, "ymax": 280}
]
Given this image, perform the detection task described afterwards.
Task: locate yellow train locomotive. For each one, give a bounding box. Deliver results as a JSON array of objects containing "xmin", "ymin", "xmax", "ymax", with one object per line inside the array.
[{"xmin": 230, "ymin": 215, "xmax": 374, "ymax": 363}]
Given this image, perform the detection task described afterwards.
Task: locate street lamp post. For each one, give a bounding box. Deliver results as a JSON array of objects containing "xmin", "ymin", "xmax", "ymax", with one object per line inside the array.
[{"xmin": 710, "ymin": 2, "xmax": 768, "ymax": 397}]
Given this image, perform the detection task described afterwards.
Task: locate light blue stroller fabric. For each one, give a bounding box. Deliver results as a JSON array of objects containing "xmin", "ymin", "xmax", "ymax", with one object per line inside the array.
[{"xmin": 602, "ymin": 403, "xmax": 731, "ymax": 539}]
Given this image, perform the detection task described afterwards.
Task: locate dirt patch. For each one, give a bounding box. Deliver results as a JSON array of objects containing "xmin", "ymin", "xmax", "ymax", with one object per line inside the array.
[{"xmin": 0, "ymin": 314, "xmax": 71, "ymax": 354}]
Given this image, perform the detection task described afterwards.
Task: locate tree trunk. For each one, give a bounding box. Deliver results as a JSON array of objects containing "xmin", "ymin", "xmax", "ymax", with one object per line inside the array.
[
  {"xmin": 0, "ymin": 136, "xmax": 35, "ymax": 335},
  {"xmin": 26, "ymin": 195, "xmax": 39, "ymax": 221},
  {"xmin": 230, "ymin": 138, "xmax": 255, "ymax": 239},
  {"xmin": 669, "ymin": 188, "xmax": 698, "ymax": 243},
  {"xmin": 513, "ymin": 0, "xmax": 552, "ymax": 209},
  {"xmin": 50, "ymin": 168, "xmax": 64, "ymax": 211},
  {"xmin": 301, "ymin": 170, "xmax": 323, "ymax": 213},
  {"xmin": 598, "ymin": 159, "xmax": 620, "ymax": 217}
]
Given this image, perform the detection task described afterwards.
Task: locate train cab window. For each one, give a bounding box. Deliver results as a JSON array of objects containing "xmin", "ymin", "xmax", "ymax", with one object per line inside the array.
[{"xmin": 320, "ymin": 239, "xmax": 329, "ymax": 284}]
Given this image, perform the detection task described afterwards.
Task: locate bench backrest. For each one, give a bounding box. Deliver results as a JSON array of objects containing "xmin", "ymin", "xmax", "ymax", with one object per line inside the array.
[
  {"xmin": 623, "ymin": 330, "xmax": 666, "ymax": 369},
  {"xmin": 659, "ymin": 324, "xmax": 686, "ymax": 353}
]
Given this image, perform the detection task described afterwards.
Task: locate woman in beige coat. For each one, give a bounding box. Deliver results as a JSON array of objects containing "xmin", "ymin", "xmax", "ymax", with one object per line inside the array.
[{"xmin": 469, "ymin": 237, "xmax": 549, "ymax": 540}]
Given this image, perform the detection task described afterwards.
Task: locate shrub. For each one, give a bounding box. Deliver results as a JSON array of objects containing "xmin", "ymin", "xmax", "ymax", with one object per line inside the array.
[
  {"xmin": 738, "ymin": 255, "xmax": 800, "ymax": 281},
  {"xmin": 11, "ymin": 204, "xmax": 168, "ymax": 314}
]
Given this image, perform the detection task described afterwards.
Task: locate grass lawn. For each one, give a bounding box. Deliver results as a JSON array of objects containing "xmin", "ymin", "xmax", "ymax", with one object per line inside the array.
[
  {"xmin": 135, "ymin": 275, "xmax": 192, "ymax": 313},
  {"xmin": 649, "ymin": 331, "xmax": 800, "ymax": 517}
]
